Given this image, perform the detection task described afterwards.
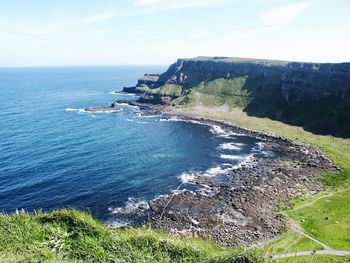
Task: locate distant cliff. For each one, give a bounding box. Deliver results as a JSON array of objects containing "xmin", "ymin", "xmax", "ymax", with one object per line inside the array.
[{"xmin": 124, "ymin": 56, "xmax": 350, "ymax": 137}]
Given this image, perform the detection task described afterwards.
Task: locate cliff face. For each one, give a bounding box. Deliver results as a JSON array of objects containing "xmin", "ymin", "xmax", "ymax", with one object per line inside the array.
[
  {"xmin": 157, "ymin": 57, "xmax": 350, "ymax": 103},
  {"xmin": 125, "ymin": 57, "xmax": 350, "ymax": 137}
]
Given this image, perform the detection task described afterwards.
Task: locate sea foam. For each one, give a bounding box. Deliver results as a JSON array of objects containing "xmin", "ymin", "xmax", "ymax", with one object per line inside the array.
[
  {"xmin": 108, "ymin": 197, "xmax": 149, "ymax": 215},
  {"xmin": 219, "ymin": 142, "xmax": 245, "ymax": 151}
]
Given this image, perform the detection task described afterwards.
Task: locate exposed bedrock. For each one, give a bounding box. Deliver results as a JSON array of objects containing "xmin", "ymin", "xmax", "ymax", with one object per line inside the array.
[
  {"xmin": 85, "ymin": 102, "xmax": 119, "ymax": 112},
  {"xmin": 146, "ymin": 116, "xmax": 338, "ymax": 246}
]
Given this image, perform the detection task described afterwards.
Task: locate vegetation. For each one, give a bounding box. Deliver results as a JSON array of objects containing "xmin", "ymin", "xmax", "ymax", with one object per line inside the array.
[
  {"xmin": 192, "ymin": 78, "xmax": 250, "ymax": 109},
  {"xmin": 286, "ymin": 189, "xmax": 350, "ymax": 250},
  {"xmin": 182, "ymin": 56, "xmax": 290, "ymax": 66},
  {"xmin": 169, "ymin": 74, "xmax": 350, "ymax": 136},
  {"xmin": 265, "ymin": 229, "xmax": 323, "ymax": 255},
  {"xmin": 0, "ymin": 209, "xmax": 268, "ymax": 263},
  {"xmin": 147, "ymin": 84, "xmax": 182, "ymax": 97}
]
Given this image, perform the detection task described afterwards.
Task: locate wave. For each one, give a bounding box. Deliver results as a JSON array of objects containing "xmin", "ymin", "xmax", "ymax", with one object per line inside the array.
[
  {"xmin": 159, "ymin": 118, "xmax": 244, "ymax": 138},
  {"xmin": 65, "ymin": 108, "xmax": 78, "ymax": 112},
  {"xmin": 159, "ymin": 117, "xmax": 203, "ymax": 125},
  {"xmin": 219, "ymin": 142, "xmax": 245, "ymax": 151},
  {"xmin": 65, "ymin": 108, "xmax": 121, "ymax": 114},
  {"xmin": 159, "ymin": 117, "xmax": 180, "ymax": 122},
  {"xmin": 117, "ymin": 103, "xmax": 139, "ymax": 109},
  {"xmin": 108, "ymin": 197, "xmax": 149, "ymax": 215},
  {"xmin": 137, "ymin": 114, "xmax": 160, "ymax": 118},
  {"xmin": 109, "ymin": 91, "xmax": 136, "ymax": 96},
  {"xmin": 209, "ymin": 125, "xmax": 243, "ymax": 138},
  {"xmin": 65, "ymin": 108, "xmax": 87, "ymax": 113},
  {"xmin": 179, "ymin": 163, "xmax": 232, "ymax": 184},
  {"xmin": 179, "ymin": 172, "xmax": 196, "ymax": 183},
  {"xmin": 220, "ymin": 154, "xmax": 245, "ymax": 160},
  {"xmin": 85, "ymin": 109, "xmax": 119, "ymax": 113},
  {"xmin": 255, "ymin": 142, "xmax": 265, "ymax": 150},
  {"xmin": 136, "ymin": 121, "xmax": 149, "ymax": 124}
]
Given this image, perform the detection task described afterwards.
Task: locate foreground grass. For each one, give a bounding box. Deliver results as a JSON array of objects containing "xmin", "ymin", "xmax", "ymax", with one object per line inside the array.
[
  {"xmin": 0, "ymin": 209, "xmax": 267, "ymax": 263},
  {"xmin": 178, "ymin": 106, "xmax": 350, "ymax": 253}
]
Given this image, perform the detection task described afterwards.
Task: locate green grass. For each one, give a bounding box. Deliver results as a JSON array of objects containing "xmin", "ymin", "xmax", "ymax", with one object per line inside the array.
[
  {"xmin": 286, "ymin": 189, "xmax": 350, "ymax": 250},
  {"xmin": 0, "ymin": 209, "xmax": 268, "ymax": 263},
  {"xmin": 190, "ymin": 78, "xmax": 250, "ymax": 109},
  {"xmin": 265, "ymin": 230, "xmax": 323, "ymax": 255},
  {"xmin": 182, "ymin": 56, "xmax": 290, "ymax": 66},
  {"xmin": 147, "ymin": 84, "xmax": 182, "ymax": 97}
]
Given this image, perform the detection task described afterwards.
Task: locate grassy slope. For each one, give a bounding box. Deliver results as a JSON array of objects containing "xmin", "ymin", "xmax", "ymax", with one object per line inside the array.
[
  {"xmin": 176, "ymin": 76, "xmax": 350, "ymax": 136},
  {"xmin": 0, "ymin": 209, "xmax": 266, "ymax": 263},
  {"xmin": 265, "ymin": 229, "xmax": 323, "ymax": 255},
  {"xmin": 147, "ymin": 84, "xmax": 182, "ymax": 97}
]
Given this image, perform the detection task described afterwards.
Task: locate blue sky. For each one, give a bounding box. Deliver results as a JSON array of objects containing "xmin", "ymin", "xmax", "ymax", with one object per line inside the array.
[{"xmin": 1, "ymin": 0, "xmax": 349, "ymax": 66}]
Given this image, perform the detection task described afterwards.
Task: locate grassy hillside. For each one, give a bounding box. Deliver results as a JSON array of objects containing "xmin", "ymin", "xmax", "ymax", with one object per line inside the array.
[
  {"xmin": 0, "ymin": 209, "xmax": 266, "ymax": 263},
  {"xmin": 171, "ymin": 77, "xmax": 350, "ymax": 136},
  {"xmin": 147, "ymin": 84, "xmax": 182, "ymax": 97},
  {"xmin": 265, "ymin": 229, "xmax": 323, "ymax": 255}
]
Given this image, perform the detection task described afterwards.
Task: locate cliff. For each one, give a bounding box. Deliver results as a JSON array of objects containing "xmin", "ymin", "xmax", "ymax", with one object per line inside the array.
[{"xmin": 125, "ymin": 56, "xmax": 350, "ymax": 137}]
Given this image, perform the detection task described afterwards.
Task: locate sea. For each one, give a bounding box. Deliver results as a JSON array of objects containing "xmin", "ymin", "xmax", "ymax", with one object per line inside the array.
[{"xmin": 0, "ymin": 66, "xmax": 263, "ymax": 226}]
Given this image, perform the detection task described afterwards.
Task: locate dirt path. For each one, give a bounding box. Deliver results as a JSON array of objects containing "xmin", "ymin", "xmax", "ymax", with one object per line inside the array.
[
  {"xmin": 273, "ymin": 221, "xmax": 350, "ymax": 259},
  {"xmin": 273, "ymin": 249, "xmax": 350, "ymax": 259},
  {"xmin": 292, "ymin": 192, "xmax": 334, "ymax": 211},
  {"xmin": 292, "ymin": 187, "xmax": 349, "ymax": 211}
]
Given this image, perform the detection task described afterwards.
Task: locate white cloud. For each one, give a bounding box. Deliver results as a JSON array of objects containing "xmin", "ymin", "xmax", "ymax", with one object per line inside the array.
[
  {"xmin": 260, "ymin": 1, "xmax": 314, "ymax": 25},
  {"xmin": 133, "ymin": 0, "xmax": 229, "ymax": 13},
  {"xmin": 134, "ymin": 0, "xmax": 165, "ymax": 6}
]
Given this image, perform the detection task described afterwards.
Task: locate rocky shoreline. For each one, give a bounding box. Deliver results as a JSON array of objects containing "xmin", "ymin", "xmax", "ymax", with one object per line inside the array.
[
  {"xmin": 111, "ymin": 99, "xmax": 339, "ymax": 247},
  {"xmin": 85, "ymin": 102, "xmax": 119, "ymax": 112}
]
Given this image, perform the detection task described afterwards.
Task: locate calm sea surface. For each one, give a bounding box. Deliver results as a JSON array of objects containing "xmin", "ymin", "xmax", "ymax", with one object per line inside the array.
[{"xmin": 0, "ymin": 66, "xmax": 262, "ymax": 226}]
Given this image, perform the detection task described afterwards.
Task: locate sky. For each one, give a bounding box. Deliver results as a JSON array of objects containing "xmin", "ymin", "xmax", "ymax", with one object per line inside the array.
[{"xmin": 0, "ymin": 0, "xmax": 350, "ymax": 66}]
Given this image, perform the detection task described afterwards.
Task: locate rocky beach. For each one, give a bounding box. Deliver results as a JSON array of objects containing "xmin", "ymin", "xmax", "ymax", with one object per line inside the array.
[{"xmin": 108, "ymin": 99, "xmax": 338, "ymax": 246}]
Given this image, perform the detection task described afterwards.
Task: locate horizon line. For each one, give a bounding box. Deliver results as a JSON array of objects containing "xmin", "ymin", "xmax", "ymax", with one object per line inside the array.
[{"xmin": 0, "ymin": 64, "xmax": 169, "ymax": 69}]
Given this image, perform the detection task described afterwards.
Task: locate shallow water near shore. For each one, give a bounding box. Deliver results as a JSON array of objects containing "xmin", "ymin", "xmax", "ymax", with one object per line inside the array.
[{"xmin": 0, "ymin": 66, "xmax": 266, "ymax": 226}]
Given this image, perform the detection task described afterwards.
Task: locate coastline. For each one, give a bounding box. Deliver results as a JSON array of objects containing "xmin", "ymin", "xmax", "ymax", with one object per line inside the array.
[{"xmin": 112, "ymin": 100, "xmax": 338, "ymax": 246}]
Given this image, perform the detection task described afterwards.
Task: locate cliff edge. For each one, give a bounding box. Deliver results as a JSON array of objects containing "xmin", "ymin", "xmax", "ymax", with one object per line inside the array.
[{"xmin": 124, "ymin": 56, "xmax": 350, "ymax": 137}]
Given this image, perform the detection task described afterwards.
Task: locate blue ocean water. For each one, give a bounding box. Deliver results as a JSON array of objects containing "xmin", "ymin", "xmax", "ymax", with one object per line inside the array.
[{"xmin": 0, "ymin": 66, "xmax": 262, "ymax": 226}]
